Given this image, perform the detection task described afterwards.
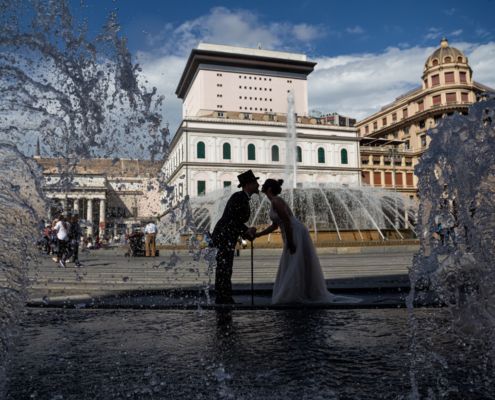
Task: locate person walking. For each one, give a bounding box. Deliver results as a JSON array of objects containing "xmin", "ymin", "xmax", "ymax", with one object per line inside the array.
[
  {"xmin": 144, "ymin": 221, "xmax": 158, "ymax": 257},
  {"xmin": 211, "ymin": 170, "xmax": 258, "ymax": 304},
  {"xmin": 53, "ymin": 214, "xmax": 70, "ymax": 267},
  {"xmin": 68, "ymin": 213, "xmax": 83, "ymax": 267}
]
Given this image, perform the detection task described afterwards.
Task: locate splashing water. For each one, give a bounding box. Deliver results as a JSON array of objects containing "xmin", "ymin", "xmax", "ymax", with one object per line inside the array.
[
  {"xmin": 0, "ymin": 0, "xmax": 168, "ymax": 161},
  {"xmin": 178, "ymin": 183, "xmax": 416, "ymax": 242},
  {"xmin": 0, "ymin": 0, "xmax": 169, "ymax": 393},
  {"xmin": 0, "ymin": 143, "xmax": 45, "ymax": 393},
  {"xmin": 407, "ymin": 94, "xmax": 495, "ymax": 397}
]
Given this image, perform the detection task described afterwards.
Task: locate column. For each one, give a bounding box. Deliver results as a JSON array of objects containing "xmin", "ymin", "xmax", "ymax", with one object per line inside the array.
[
  {"xmin": 99, "ymin": 198, "xmax": 106, "ymax": 237},
  {"xmin": 73, "ymin": 198, "xmax": 79, "ymax": 216},
  {"xmin": 61, "ymin": 197, "xmax": 68, "ymax": 213},
  {"xmin": 87, "ymin": 198, "xmax": 93, "ymax": 237}
]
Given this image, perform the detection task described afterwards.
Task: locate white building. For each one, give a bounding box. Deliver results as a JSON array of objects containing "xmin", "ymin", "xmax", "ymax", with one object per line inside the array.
[{"xmin": 163, "ymin": 43, "xmax": 360, "ymax": 203}]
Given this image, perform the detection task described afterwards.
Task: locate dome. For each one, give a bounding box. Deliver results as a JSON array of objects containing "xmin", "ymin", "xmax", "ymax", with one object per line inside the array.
[{"xmin": 424, "ymin": 38, "xmax": 468, "ymax": 69}]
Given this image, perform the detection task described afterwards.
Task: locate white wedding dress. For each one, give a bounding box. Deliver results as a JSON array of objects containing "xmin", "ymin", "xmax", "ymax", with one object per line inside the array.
[{"xmin": 270, "ymin": 205, "xmax": 335, "ymax": 305}]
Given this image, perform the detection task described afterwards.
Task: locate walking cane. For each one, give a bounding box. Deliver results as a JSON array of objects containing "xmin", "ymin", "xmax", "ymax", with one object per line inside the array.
[{"xmin": 250, "ymin": 240, "xmax": 254, "ymax": 306}]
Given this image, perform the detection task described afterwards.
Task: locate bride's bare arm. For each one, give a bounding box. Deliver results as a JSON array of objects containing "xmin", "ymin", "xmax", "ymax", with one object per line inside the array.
[
  {"xmin": 255, "ymin": 223, "xmax": 279, "ymax": 238},
  {"xmin": 272, "ymin": 198, "xmax": 296, "ymax": 254}
]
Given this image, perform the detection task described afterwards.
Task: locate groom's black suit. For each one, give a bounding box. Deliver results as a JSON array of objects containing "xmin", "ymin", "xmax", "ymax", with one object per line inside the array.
[{"xmin": 212, "ymin": 190, "xmax": 251, "ymax": 303}]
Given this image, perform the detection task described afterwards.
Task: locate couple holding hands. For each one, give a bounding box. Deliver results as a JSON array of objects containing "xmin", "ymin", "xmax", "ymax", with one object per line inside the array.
[{"xmin": 211, "ymin": 170, "xmax": 334, "ymax": 305}]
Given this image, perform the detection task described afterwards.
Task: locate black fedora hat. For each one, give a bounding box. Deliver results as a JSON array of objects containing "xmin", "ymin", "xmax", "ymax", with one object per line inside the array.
[{"xmin": 237, "ymin": 169, "xmax": 259, "ymax": 188}]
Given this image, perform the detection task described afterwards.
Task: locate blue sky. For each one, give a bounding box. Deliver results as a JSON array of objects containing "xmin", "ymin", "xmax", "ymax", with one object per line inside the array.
[{"xmin": 76, "ymin": 0, "xmax": 495, "ymax": 132}]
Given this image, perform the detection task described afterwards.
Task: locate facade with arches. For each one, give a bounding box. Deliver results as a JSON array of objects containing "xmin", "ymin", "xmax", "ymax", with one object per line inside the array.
[{"xmin": 357, "ymin": 38, "xmax": 493, "ymax": 198}]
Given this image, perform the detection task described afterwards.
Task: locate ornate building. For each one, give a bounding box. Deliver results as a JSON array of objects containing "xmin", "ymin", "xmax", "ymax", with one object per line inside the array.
[
  {"xmin": 163, "ymin": 43, "xmax": 361, "ymax": 204},
  {"xmin": 35, "ymin": 158, "xmax": 162, "ymax": 237},
  {"xmin": 357, "ymin": 38, "xmax": 493, "ymax": 199}
]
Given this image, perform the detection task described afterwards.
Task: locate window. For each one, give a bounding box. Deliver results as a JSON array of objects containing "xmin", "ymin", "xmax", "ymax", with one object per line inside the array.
[
  {"xmin": 431, "ymin": 74, "xmax": 440, "ymax": 86},
  {"xmin": 362, "ymin": 171, "xmax": 370, "ymax": 185},
  {"xmin": 197, "ymin": 181, "xmax": 206, "ymax": 196},
  {"xmin": 247, "ymin": 144, "xmax": 256, "ymax": 160},
  {"xmin": 404, "ymin": 126, "xmax": 410, "ymax": 135},
  {"xmin": 432, "ymin": 94, "xmax": 441, "ymax": 106},
  {"xmin": 404, "ymin": 140, "xmax": 410, "ymax": 150},
  {"xmin": 365, "ymin": 125, "xmax": 369, "ymax": 134},
  {"xmin": 223, "ymin": 181, "xmax": 231, "ymax": 188},
  {"xmin": 271, "ymin": 145, "xmax": 280, "ymax": 162},
  {"xmin": 341, "ymin": 148, "xmax": 348, "ymax": 164},
  {"xmin": 403, "ymin": 108, "xmax": 408, "ymax": 119},
  {"xmin": 297, "ymin": 146, "xmax": 302, "ymax": 162},
  {"xmin": 223, "ymin": 143, "xmax": 231, "ymax": 160},
  {"xmin": 446, "ymin": 92, "xmax": 456, "ymax": 104},
  {"xmin": 373, "ymin": 121, "xmax": 378, "ymax": 130},
  {"xmin": 461, "ymin": 92, "xmax": 469, "ymax": 103},
  {"xmin": 432, "ymin": 59, "xmax": 439, "ymax": 66},
  {"xmin": 385, "ymin": 172, "xmax": 393, "ymax": 187},
  {"xmin": 457, "ymin": 56, "xmax": 463, "ymax": 63},
  {"xmin": 317, "ymin": 147, "xmax": 325, "ymax": 163},
  {"xmin": 395, "ymin": 172, "xmax": 403, "ymax": 187},
  {"xmin": 444, "ymin": 56, "xmax": 452, "ymax": 63},
  {"xmin": 460, "ymin": 71, "xmax": 467, "ymax": 83},
  {"xmin": 217, "ymin": 73, "xmax": 222, "ymax": 77},
  {"xmin": 374, "ymin": 172, "xmax": 382, "ymax": 185},
  {"xmin": 382, "ymin": 117, "xmax": 387, "ymax": 126},
  {"xmin": 419, "ymin": 120, "xmax": 426, "ymax": 129},
  {"xmin": 406, "ymin": 173, "xmax": 414, "ymax": 186},
  {"xmin": 421, "ymin": 135, "xmax": 427, "ymax": 147},
  {"xmin": 417, "ymin": 100, "xmax": 424, "ymax": 112},
  {"xmin": 217, "ymin": 83, "xmax": 223, "ymax": 87},
  {"xmin": 392, "ymin": 113, "xmax": 397, "ymax": 122},
  {"xmin": 197, "ymin": 141, "xmax": 205, "ymax": 159},
  {"xmin": 445, "ymin": 72, "xmax": 454, "ymax": 84}
]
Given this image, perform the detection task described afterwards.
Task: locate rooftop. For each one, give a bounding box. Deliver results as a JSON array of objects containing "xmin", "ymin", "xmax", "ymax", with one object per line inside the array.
[{"xmin": 197, "ymin": 43, "xmax": 307, "ymax": 61}]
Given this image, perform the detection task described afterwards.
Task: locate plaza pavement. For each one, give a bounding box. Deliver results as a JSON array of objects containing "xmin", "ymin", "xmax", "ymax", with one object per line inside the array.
[{"xmin": 7, "ymin": 244, "xmax": 420, "ymax": 308}]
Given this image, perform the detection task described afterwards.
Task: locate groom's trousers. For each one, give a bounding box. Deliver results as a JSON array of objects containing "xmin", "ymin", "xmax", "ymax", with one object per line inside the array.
[{"xmin": 215, "ymin": 247, "xmax": 235, "ymax": 302}]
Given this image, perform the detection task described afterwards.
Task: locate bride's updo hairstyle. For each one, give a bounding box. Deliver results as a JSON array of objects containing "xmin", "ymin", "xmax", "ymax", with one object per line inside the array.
[{"xmin": 261, "ymin": 179, "xmax": 284, "ymax": 195}]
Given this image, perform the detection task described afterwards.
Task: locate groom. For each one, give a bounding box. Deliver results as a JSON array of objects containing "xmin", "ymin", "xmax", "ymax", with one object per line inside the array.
[{"xmin": 212, "ymin": 170, "xmax": 259, "ymax": 304}]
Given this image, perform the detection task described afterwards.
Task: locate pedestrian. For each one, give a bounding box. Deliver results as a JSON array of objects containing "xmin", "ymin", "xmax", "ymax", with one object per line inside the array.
[
  {"xmin": 53, "ymin": 214, "xmax": 70, "ymax": 267},
  {"xmin": 144, "ymin": 220, "xmax": 158, "ymax": 257},
  {"xmin": 68, "ymin": 213, "xmax": 83, "ymax": 267}
]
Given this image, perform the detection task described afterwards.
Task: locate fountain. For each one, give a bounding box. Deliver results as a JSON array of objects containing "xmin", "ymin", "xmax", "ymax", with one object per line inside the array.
[
  {"xmin": 1, "ymin": 2, "xmax": 494, "ymax": 399},
  {"xmin": 169, "ymin": 89, "xmax": 417, "ymax": 245},
  {"xmin": 406, "ymin": 94, "xmax": 495, "ymax": 397}
]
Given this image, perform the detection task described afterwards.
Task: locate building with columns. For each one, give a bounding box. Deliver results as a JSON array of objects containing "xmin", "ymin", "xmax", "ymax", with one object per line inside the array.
[
  {"xmin": 357, "ymin": 38, "xmax": 493, "ymax": 198},
  {"xmin": 163, "ymin": 43, "xmax": 360, "ymax": 203},
  {"xmin": 35, "ymin": 158, "xmax": 162, "ymax": 238}
]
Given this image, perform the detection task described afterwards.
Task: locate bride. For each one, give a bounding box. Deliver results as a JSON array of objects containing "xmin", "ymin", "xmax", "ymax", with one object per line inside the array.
[{"xmin": 255, "ymin": 179, "xmax": 335, "ymax": 305}]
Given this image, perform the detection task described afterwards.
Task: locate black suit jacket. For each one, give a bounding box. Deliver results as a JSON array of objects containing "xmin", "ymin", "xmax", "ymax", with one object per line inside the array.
[{"xmin": 212, "ymin": 191, "xmax": 251, "ymax": 249}]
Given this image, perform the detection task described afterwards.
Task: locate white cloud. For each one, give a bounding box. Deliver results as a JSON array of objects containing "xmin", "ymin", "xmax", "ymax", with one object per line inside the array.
[
  {"xmin": 292, "ymin": 23, "xmax": 326, "ymax": 41},
  {"xmin": 308, "ymin": 42, "xmax": 495, "ymax": 121},
  {"xmin": 450, "ymin": 29, "xmax": 463, "ymax": 37},
  {"xmin": 136, "ymin": 7, "xmax": 495, "ymax": 132},
  {"xmin": 346, "ymin": 25, "xmax": 365, "ymax": 35},
  {"xmin": 425, "ymin": 27, "xmax": 442, "ymax": 40},
  {"xmin": 146, "ymin": 7, "xmax": 325, "ymax": 57}
]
